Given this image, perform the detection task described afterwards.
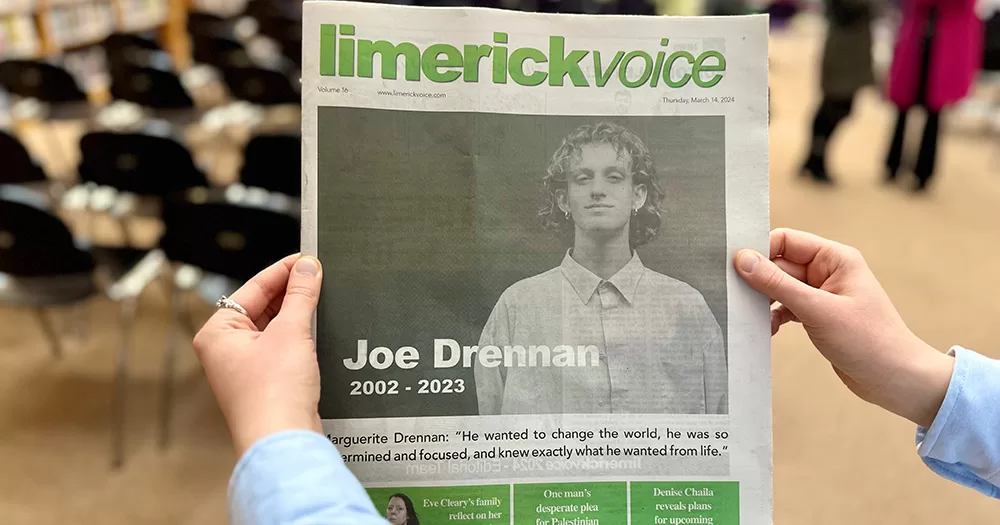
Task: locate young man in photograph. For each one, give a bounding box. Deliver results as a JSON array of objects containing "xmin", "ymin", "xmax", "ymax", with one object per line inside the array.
[{"xmin": 475, "ymin": 121, "xmax": 728, "ymax": 416}]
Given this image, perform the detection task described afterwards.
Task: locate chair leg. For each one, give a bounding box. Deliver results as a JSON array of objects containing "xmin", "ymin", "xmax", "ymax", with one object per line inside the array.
[
  {"xmin": 75, "ymin": 303, "xmax": 90, "ymax": 341},
  {"xmin": 63, "ymin": 303, "xmax": 89, "ymax": 341},
  {"xmin": 159, "ymin": 283, "xmax": 184, "ymax": 449},
  {"xmin": 42, "ymin": 125, "xmax": 75, "ymax": 178},
  {"xmin": 117, "ymin": 217, "xmax": 134, "ymax": 247},
  {"xmin": 34, "ymin": 308, "xmax": 62, "ymax": 358},
  {"xmin": 180, "ymin": 309, "xmax": 199, "ymax": 339},
  {"xmin": 112, "ymin": 297, "xmax": 138, "ymax": 469}
]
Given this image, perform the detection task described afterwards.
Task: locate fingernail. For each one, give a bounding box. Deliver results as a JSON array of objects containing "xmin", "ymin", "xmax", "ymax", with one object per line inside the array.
[
  {"xmin": 296, "ymin": 257, "xmax": 320, "ymax": 277},
  {"xmin": 739, "ymin": 251, "xmax": 759, "ymax": 273}
]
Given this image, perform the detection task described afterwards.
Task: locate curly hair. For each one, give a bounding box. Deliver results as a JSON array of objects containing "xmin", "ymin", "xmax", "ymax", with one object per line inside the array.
[{"xmin": 539, "ymin": 121, "xmax": 665, "ymax": 249}]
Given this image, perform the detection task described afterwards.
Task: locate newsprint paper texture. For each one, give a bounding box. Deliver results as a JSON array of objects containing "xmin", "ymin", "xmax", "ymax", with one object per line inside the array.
[{"xmin": 300, "ymin": 2, "xmax": 771, "ymax": 524}]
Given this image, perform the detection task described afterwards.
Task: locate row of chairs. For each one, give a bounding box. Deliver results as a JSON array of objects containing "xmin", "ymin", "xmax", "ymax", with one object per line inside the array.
[
  {"xmin": 0, "ymin": 115, "xmax": 300, "ymax": 469},
  {"xmin": 0, "ymin": 0, "xmax": 304, "ymax": 470},
  {"xmin": 0, "ymin": 43, "xmax": 298, "ymax": 124},
  {"xmin": 1, "ymin": 126, "xmax": 300, "ymax": 198},
  {"xmin": 0, "ymin": 182, "xmax": 299, "ymax": 468},
  {"xmin": 1, "ymin": 11, "xmax": 301, "ymax": 147}
]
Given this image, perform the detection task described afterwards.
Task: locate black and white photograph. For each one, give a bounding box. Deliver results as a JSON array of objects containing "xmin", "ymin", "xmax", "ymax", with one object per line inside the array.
[{"xmin": 315, "ymin": 107, "xmax": 728, "ymax": 419}]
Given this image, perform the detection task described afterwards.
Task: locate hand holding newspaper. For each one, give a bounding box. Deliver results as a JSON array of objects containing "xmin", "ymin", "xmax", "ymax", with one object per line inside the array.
[{"xmin": 300, "ymin": 2, "xmax": 771, "ymax": 523}]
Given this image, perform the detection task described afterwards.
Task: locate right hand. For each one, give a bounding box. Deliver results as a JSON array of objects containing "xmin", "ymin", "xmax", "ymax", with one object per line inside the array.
[{"xmin": 734, "ymin": 228, "xmax": 954, "ymax": 428}]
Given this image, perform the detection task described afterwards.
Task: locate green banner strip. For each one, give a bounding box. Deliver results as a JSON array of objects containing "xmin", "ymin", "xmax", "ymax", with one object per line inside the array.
[{"xmin": 630, "ymin": 482, "xmax": 739, "ymax": 525}]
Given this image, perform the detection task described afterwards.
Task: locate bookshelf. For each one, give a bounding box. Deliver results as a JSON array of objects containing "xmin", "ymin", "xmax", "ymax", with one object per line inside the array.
[
  {"xmin": 0, "ymin": 0, "xmax": 190, "ymax": 68},
  {"xmin": 0, "ymin": 0, "xmax": 192, "ymax": 105},
  {"xmin": 0, "ymin": 8, "xmax": 41, "ymax": 57}
]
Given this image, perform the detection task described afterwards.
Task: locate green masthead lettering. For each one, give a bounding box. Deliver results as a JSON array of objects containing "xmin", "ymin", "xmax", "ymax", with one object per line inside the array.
[
  {"xmin": 358, "ymin": 40, "xmax": 420, "ymax": 81},
  {"xmin": 422, "ymin": 44, "xmax": 463, "ymax": 82},
  {"xmin": 508, "ymin": 47, "xmax": 547, "ymax": 86},
  {"xmin": 693, "ymin": 50, "xmax": 726, "ymax": 88},
  {"xmin": 316, "ymin": 26, "xmax": 728, "ymax": 88},
  {"xmin": 320, "ymin": 24, "xmax": 337, "ymax": 76},
  {"xmin": 548, "ymin": 36, "xmax": 589, "ymax": 87},
  {"xmin": 619, "ymin": 51, "xmax": 653, "ymax": 88},
  {"xmin": 493, "ymin": 32, "xmax": 508, "ymax": 84},
  {"xmin": 663, "ymin": 50, "xmax": 694, "ymax": 88},
  {"xmin": 338, "ymin": 24, "xmax": 355, "ymax": 77},
  {"xmin": 593, "ymin": 51, "xmax": 624, "ymax": 87},
  {"xmin": 463, "ymin": 44, "xmax": 492, "ymax": 82}
]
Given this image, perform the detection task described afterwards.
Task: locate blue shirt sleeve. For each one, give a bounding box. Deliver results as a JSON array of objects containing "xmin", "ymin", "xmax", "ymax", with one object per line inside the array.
[
  {"xmin": 228, "ymin": 430, "xmax": 389, "ymax": 525},
  {"xmin": 916, "ymin": 346, "xmax": 1000, "ymax": 499}
]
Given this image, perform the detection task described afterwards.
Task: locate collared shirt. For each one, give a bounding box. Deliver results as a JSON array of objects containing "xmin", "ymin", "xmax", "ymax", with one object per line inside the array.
[
  {"xmin": 229, "ymin": 430, "xmax": 389, "ymax": 525},
  {"xmin": 474, "ymin": 250, "xmax": 729, "ymax": 415},
  {"xmin": 916, "ymin": 346, "xmax": 1000, "ymax": 499}
]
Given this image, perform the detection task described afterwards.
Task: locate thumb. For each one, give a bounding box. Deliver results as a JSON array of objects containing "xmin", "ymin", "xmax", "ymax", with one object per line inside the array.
[
  {"xmin": 272, "ymin": 256, "xmax": 323, "ymax": 337},
  {"xmin": 735, "ymin": 249, "xmax": 824, "ymax": 314}
]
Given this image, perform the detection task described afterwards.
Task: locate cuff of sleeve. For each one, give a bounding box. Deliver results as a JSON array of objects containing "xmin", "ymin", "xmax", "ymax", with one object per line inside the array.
[
  {"xmin": 228, "ymin": 429, "xmax": 381, "ymax": 524},
  {"xmin": 916, "ymin": 347, "xmax": 966, "ymax": 460},
  {"xmin": 916, "ymin": 346, "xmax": 1000, "ymax": 498}
]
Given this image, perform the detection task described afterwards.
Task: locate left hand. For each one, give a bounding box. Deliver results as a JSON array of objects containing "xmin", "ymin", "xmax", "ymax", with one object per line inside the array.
[{"xmin": 192, "ymin": 254, "xmax": 325, "ymax": 456}]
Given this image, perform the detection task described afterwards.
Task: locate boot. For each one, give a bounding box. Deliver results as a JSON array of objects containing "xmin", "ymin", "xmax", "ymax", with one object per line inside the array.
[{"xmin": 800, "ymin": 154, "xmax": 834, "ymax": 184}]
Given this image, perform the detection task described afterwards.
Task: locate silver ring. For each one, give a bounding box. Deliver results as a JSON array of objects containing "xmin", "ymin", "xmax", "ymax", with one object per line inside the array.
[{"xmin": 217, "ymin": 295, "xmax": 250, "ymax": 318}]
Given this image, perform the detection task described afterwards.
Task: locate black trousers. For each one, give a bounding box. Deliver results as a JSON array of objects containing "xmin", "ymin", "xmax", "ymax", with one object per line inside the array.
[
  {"xmin": 886, "ymin": 9, "xmax": 940, "ymax": 185},
  {"xmin": 802, "ymin": 91, "xmax": 856, "ymax": 180},
  {"xmin": 806, "ymin": 95, "xmax": 855, "ymax": 167}
]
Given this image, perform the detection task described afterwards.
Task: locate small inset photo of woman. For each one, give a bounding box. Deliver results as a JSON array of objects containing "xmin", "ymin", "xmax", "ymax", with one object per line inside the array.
[{"xmin": 385, "ymin": 493, "xmax": 420, "ymax": 525}]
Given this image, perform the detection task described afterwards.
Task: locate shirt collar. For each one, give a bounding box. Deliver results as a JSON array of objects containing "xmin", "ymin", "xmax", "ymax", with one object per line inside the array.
[{"xmin": 559, "ymin": 249, "xmax": 646, "ymax": 304}]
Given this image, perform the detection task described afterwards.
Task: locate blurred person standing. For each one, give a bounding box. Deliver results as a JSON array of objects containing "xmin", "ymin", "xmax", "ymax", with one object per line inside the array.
[
  {"xmin": 883, "ymin": 0, "xmax": 983, "ymax": 191},
  {"xmin": 800, "ymin": 0, "xmax": 881, "ymax": 184},
  {"xmin": 766, "ymin": 0, "xmax": 804, "ymax": 30},
  {"xmin": 705, "ymin": 0, "xmax": 748, "ymax": 15}
]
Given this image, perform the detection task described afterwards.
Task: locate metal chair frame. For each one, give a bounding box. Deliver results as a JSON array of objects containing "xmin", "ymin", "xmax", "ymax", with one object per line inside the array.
[
  {"xmin": 156, "ymin": 186, "xmax": 299, "ymax": 447},
  {"xmin": 0, "ymin": 185, "xmax": 166, "ymax": 468}
]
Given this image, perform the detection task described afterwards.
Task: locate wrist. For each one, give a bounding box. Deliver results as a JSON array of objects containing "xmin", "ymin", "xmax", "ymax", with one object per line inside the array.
[
  {"xmin": 233, "ymin": 411, "xmax": 324, "ymax": 458},
  {"xmin": 882, "ymin": 335, "xmax": 955, "ymax": 428},
  {"xmin": 910, "ymin": 348, "xmax": 955, "ymax": 428}
]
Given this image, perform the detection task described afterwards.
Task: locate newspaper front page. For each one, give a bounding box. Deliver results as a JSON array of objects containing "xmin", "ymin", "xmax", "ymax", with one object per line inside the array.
[{"xmin": 301, "ymin": 3, "xmax": 771, "ymax": 523}]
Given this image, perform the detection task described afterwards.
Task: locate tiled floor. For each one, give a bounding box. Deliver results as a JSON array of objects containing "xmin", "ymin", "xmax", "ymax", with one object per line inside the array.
[{"xmin": 3, "ymin": 20, "xmax": 1000, "ymax": 524}]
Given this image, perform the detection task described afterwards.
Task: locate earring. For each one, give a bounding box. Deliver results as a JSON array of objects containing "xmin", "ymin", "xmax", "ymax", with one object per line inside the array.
[
  {"xmin": 564, "ymin": 210, "xmax": 570, "ymax": 219},
  {"xmin": 632, "ymin": 207, "xmax": 638, "ymax": 215}
]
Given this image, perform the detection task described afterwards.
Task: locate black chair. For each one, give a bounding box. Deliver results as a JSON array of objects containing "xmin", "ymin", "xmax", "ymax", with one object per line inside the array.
[
  {"xmin": 187, "ymin": 11, "xmax": 230, "ymax": 37},
  {"xmin": 156, "ymin": 189, "xmax": 300, "ymax": 446},
  {"xmin": 0, "ymin": 128, "xmax": 71, "ymax": 205},
  {"xmin": 0, "ymin": 60, "xmax": 92, "ymax": 171},
  {"xmin": 243, "ymin": 0, "xmax": 302, "ymax": 67},
  {"xmin": 0, "ymin": 187, "xmax": 95, "ymax": 286},
  {"xmin": 255, "ymin": 15, "xmax": 301, "ymax": 67},
  {"xmin": 108, "ymin": 61, "xmax": 199, "ymax": 125},
  {"xmin": 244, "ymin": 0, "xmax": 301, "ymax": 24},
  {"xmin": 238, "ymin": 133, "xmax": 301, "ymax": 197},
  {"xmin": 0, "ymin": 186, "xmax": 166, "ymax": 468},
  {"xmin": 109, "ymin": 62, "xmax": 193, "ymax": 110},
  {"xmin": 103, "ymin": 32, "xmax": 167, "ymax": 75},
  {"xmin": 191, "ymin": 34, "xmax": 255, "ymax": 71},
  {"xmin": 74, "ymin": 128, "xmax": 209, "ymax": 245},
  {"xmin": 222, "ymin": 65, "xmax": 299, "ymax": 107},
  {"xmin": 0, "ymin": 60, "xmax": 89, "ymax": 117},
  {"xmin": 78, "ymin": 130, "xmax": 208, "ymax": 196},
  {"xmin": 0, "ymin": 129, "xmax": 48, "ymax": 185}
]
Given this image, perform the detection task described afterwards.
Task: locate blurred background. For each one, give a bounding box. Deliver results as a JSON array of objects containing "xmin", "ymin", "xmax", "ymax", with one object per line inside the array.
[{"xmin": 0, "ymin": 0, "xmax": 998, "ymax": 522}]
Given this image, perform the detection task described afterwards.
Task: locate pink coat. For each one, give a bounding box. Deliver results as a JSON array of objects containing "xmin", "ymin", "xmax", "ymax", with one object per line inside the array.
[{"xmin": 886, "ymin": 0, "xmax": 984, "ymax": 111}]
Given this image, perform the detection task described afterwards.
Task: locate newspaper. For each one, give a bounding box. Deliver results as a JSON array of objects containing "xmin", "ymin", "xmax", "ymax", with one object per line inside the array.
[{"xmin": 301, "ymin": 2, "xmax": 771, "ymax": 523}]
